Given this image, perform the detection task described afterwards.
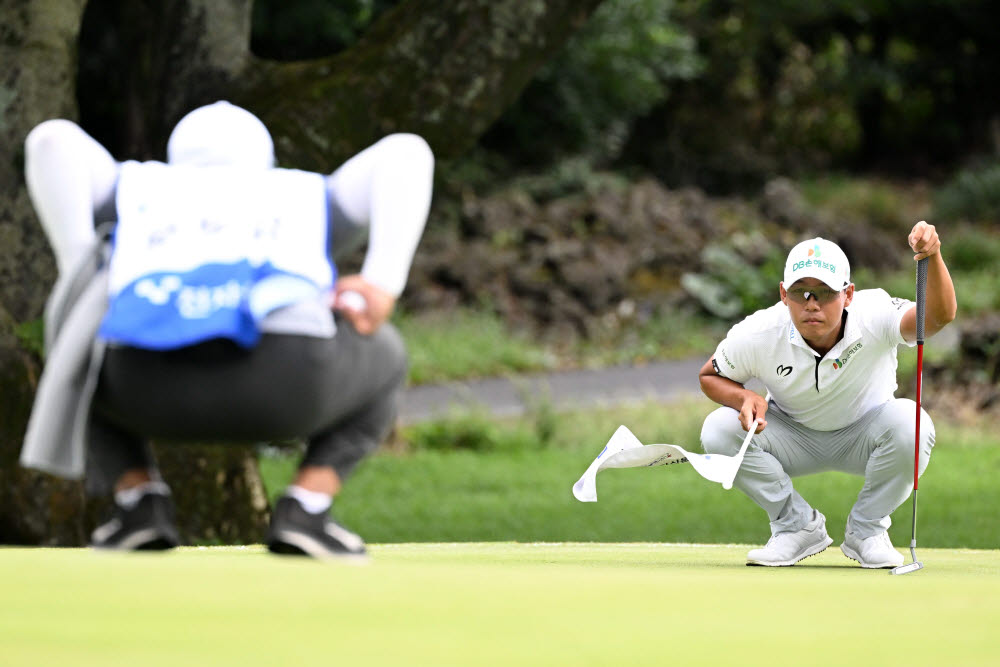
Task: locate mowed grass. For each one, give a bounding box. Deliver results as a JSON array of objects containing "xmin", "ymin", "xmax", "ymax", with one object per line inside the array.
[{"xmin": 1, "ymin": 543, "xmax": 998, "ymax": 666}]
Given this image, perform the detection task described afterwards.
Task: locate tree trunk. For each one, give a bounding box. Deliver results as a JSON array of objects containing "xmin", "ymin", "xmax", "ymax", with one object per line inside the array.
[
  {"xmin": 0, "ymin": 0, "xmax": 95, "ymax": 546},
  {"xmin": 78, "ymin": 0, "xmax": 254, "ymax": 158}
]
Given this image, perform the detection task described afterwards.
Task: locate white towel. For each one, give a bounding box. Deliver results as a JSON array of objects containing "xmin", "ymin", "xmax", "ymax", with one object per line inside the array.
[{"xmin": 572, "ymin": 424, "xmax": 756, "ymax": 502}]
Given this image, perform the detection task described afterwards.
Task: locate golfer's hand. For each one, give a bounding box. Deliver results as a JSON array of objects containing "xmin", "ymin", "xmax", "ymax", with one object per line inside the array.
[
  {"xmin": 908, "ymin": 221, "xmax": 941, "ymax": 261},
  {"xmin": 739, "ymin": 393, "xmax": 768, "ymax": 433},
  {"xmin": 331, "ymin": 275, "xmax": 396, "ymax": 336}
]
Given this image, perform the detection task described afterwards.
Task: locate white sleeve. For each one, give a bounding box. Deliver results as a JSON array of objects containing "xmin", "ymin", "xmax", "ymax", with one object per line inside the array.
[
  {"xmin": 890, "ymin": 296, "xmax": 915, "ymax": 347},
  {"xmin": 712, "ymin": 323, "xmax": 758, "ymax": 385},
  {"xmin": 859, "ymin": 289, "xmax": 913, "ymax": 347},
  {"xmin": 24, "ymin": 120, "xmax": 119, "ymax": 275},
  {"xmin": 325, "ymin": 133, "xmax": 434, "ymax": 297}
]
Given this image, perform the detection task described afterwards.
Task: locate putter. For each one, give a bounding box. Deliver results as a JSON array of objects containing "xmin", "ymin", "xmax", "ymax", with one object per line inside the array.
[{"xmin": 891, "ymin": 257, "xmax": 928, "ymax": 576}]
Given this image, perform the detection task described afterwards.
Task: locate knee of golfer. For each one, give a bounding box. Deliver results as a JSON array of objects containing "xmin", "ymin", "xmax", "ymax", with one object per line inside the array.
[
  {"xmin": 701, "ymin": 407, "xmax": 747, "ymax": 456},
  {"xmin": 873, "ymin": 399, "xmax": 935, "ymax": 477},
  {"xmin": 375, "ymin": 323, "xmax": 409, "ymax": 391}
]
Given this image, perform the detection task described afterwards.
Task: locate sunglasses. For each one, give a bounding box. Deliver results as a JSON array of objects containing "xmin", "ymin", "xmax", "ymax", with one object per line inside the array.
[{"xmin": 785, "ymin": 286, "xmax": 843, "ymax": 305}]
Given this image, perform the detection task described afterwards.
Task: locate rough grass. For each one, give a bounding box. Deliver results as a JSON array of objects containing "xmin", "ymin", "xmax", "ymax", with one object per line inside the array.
[
  {"xmin": 1, "ymin": 543, "xmax": 997, "ymax": 666},
  {"xmin": 396, "ymin": 308, "xmax": 558, "ymax": 384},
  {"xmin": 395, "ymin": 306, "xmax": 727, "ymax": 384},
  {"xmin": 260, "ymin": 399, "xmax": 1000, "ymax": 548}
]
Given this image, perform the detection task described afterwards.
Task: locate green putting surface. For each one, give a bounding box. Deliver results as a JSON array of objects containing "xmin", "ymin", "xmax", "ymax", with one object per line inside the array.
[{"xmin": 1, "ymin": 543, "xmax": 997, "ymax": 666}]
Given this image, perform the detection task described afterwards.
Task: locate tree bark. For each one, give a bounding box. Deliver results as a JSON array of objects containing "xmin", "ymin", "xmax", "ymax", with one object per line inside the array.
[
  {"xmin": 243, "ymin": 0, "xmax": 605, "ymax": 170},
  {"xmin": 77, "ymin": 0, "xmax": 254, "ymax": 158},
  {"xmin": 0, "ymin": 0, "xmax": 93, "ymax": 545}
]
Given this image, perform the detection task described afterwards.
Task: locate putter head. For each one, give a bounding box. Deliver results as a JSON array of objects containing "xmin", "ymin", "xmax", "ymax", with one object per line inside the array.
[{"xmin": 890, "ymin": 561, "xmax": 924, "ymax": 575}]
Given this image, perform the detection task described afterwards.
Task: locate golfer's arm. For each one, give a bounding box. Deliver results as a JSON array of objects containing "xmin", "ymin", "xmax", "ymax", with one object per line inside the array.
[
  {"xmin": 900, "ymin": 252, "xmax": 958, "ymax": 341},
  {"xmin": 925, "ymin": 251, "xmax": 958, "ymax": 334},
  {"xmin": 699, "ymin": 358, "xmax": 755, "ymax": 411}
]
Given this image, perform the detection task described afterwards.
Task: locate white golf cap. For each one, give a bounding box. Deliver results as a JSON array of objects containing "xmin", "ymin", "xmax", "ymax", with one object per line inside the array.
[
  {"xmin": 783, "ymin": 237, "xmax": 851, "ymax": 290},
  {"xmin": 167, "ymin": 101, "xmax": 274, "ymax": 169}
]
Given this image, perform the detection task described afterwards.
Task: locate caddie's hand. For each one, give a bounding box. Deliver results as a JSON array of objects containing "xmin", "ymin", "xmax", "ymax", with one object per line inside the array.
[
  {"xmin": 331, "ymin": 274, "xmax": 396, "ymax": 336},
  {"xmin": 908, "ymin": 220, "xmax": 941, "ymax": 261},
  {"xmin": 739, "ymin": 393, "xmax": 768, "ymax": 433}
]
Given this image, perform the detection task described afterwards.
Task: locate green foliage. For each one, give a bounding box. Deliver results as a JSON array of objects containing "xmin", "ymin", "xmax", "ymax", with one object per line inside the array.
[
  {"xmin": 250, "ymin": 0, "xmax": 397, "ymax": 60},
  {"xmin": 849, "ymin": 266, "xmax": 916, "ymax": 300},
  {"xmin": 798, "ymin": 175, "xmax": 919, "ymax": 231},
  {"xmin": 619, "ymin": 0, "xmax": 1000, "ymax": 191},
  {"xmin": 767, "ymin": 37, "xmax": 861, "ymax": 166},
  {"xmin": 934, "ymin": 161, "xmax": 1000, "ymax": 224},
  {"xmin": 951, "ymin": 269, "xmax": 1000, "ymax": 315},
  {"xmin": 483, "ymin": 0, "xmax": 702, "ymax": 163},
  {"xmin": 248, "ymin": 0, "xmax": 998, "ymax": 187},
  {"xmin": 402, "ymin": 398, "xmax": 559, "ymax": 454},
  {"xmin": 403, "ymin": 412, "xmax": 537, "ymax": 453},
  {"xmin": 13, "ymin": 318, "xmax": 44, "ymax": 359},
  {"xmin": 940, "ymin": 224, "xmax": 1000, "ymax": 272},
  {"xmin": 853, "ymin": 223, "xmax": 1000, "ymax": 317},
  {"xmin": 681, "ymin": 232, "xmax": 784, "ymax": 318}
]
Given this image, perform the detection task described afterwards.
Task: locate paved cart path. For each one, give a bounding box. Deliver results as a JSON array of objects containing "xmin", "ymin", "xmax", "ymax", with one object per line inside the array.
[{"xmin": 398, "ymin": 357, "xmax": 711, "ymax": 424}]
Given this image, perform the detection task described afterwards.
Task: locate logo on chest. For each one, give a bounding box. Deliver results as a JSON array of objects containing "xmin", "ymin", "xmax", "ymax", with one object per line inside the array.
[
  {"xmin": 776, "ymin": 365, "xmax": 793, "ymax": 377},
  {"xmin": 831, "ymin": 342, "xmax": 864, "ymax": 370}
]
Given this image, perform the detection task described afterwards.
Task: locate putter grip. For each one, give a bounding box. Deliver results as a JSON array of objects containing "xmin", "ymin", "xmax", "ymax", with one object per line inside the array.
[{"xmin": 915, "ymin": 257, "xmax": 928, "ymax": 343}]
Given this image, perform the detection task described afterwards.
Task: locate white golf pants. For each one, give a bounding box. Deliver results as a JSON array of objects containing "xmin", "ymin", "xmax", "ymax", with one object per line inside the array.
[{"xmin": 701, "ymin": 399, "xmax": 934, "ymax": 539}]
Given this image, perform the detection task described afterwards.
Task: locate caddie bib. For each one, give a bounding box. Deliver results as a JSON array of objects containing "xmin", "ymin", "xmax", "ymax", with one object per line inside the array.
[{"xmin": 99, "ymin": 161, "xmax": 334, "ymax": 349}]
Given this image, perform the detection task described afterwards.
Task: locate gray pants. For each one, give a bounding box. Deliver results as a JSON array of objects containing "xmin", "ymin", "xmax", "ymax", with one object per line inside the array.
[
  {"xmin": 88, "ymin": 316, "xmax": 407, "ymax": 495},
  {"xmin": 700, "ymin": 399, "xmax": 934, "ymax": 539}
]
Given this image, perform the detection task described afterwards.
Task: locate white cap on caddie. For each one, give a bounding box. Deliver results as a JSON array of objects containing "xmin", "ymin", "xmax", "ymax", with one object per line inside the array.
[
  {"xmin": 167, "ymin": 100, "xmax": 274, "ymax": 169},
  {"xmin": 782, "ymin": 237, "xmax": 851, "ymax": 290}
]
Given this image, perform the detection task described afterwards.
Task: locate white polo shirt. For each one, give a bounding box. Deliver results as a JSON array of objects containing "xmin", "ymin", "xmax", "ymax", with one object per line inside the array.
[{"xmin": 712, "ymin": 289, "xmax": 914, "ymax": 431}]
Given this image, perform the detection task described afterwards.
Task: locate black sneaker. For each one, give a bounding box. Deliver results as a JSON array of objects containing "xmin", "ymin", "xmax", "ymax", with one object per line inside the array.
[
  {"xmin": 267, "ymin": 496, "xmax": 367, "ymax": 561},
  {"xmin": 90, "ymin": 491, "xmax": 180, "ymax": 551}
]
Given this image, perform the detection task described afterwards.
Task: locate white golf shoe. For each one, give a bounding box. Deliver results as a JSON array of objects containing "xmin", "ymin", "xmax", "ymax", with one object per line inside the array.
[
  {"xmin": 840, "ymin": 531, "xmax": 904, "ymax": 569},
  {"xmin": 746, "ymin": 509, "xmax": 833, "ymax": 566}
]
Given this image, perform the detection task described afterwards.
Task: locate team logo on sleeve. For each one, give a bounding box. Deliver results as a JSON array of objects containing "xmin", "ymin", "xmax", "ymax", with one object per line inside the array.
[
  {"xmin": 712, "ymin": 358, "xmax": 722, "ymax": 375},
  {"xmin": 891, "ymin": 297, "xmax": 908, "ymax": 310},
  {"xmin": 776, "ymin": 365, "xmax": 793, "ymax": 377}
]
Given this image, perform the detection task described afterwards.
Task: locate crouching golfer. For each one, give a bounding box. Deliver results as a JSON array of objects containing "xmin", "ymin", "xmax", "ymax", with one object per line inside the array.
[
  {"xmin": 698, "ymin": 225, "xmax": 956, "ymax": 567},
  {"xmin": 20, "ymin": 101, "xmax": 434, "ymax": 560}
]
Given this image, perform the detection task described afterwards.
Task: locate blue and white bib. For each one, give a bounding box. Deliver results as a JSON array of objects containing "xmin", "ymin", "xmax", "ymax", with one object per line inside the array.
[{"xmin": 99, "ymin": 161, "xmax": 334, "ymax": 349}]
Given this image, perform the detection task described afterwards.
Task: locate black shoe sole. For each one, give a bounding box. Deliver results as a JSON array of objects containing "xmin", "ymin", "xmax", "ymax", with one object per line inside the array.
[
  {"xmin": 135, "ymin": 537, "xmax": 179, "ymax": 551},
  {"xmin": 267, "ymin": 531, "xmax": 368, "ymax": 563},
  {"xmin": 91, "ymin": 533, "xmax": 178, "ymax": 551},
  {"xmin": 268, "ymin": 540, "xmax": 308, "ymax": 556}
]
